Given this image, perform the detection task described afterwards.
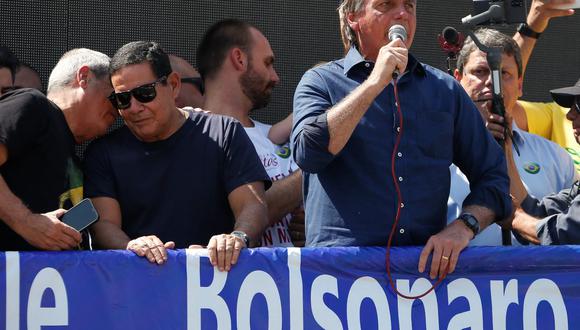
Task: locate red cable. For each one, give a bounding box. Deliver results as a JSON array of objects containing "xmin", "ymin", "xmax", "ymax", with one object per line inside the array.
[{"xmin": 385, "ymin": 79, "xmax": 448, "ymax": 300}]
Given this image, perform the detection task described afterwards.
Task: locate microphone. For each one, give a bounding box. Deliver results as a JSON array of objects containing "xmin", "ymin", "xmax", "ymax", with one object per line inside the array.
[
  {"xmin": 388, "ymin": 24, "xmax": 407, "ymax": 79},
  {"xmin": 438, "ymin": 26, "xmax": 465, "ymax": 55}
]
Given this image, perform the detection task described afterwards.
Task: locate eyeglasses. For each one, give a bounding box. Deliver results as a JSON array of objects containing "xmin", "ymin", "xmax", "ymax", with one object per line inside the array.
[
  {"xmin": 180, "ymin": 77, "xmax": 204, "ymax": 94},
  {"xmin": 108, "ymin": 76, "xmax": 167, "ymax": 110}
]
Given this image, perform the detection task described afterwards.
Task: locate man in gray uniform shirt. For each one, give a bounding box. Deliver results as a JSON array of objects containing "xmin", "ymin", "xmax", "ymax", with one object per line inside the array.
[{"xmin": 509, "ymin": 79, "xmax": 580, "ymax": 245}]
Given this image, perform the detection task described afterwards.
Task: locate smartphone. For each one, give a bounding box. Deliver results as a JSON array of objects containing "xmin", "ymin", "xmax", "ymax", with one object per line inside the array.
[
  {"xmin": 554, "ymin": 0, "xmax": 580, "ymax": 9},
  {"xmin": 60, "ymin": 198, "xmax": 99, "ymax": 232}
]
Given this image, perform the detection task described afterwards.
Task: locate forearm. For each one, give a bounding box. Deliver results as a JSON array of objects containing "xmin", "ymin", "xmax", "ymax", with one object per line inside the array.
[
  {"xmin": 268, "ymin": 114, "xmax": 293, "ymax": 145},
  {"xmin": 514, "ymin": 0, "xmax": 575, "ymax": 75},
  {"xmin": 265, "ymin": 170, "xmax": 302, "ymax": 226},
  {"xmin": 462, "ymin": 205, "xmax": 497, "ymax": 232},
  {"xmin": 327, "ymin": 78, "xmax": 385, "ymax": 155},
  {"xmin": 0, "ymin": 175, "xmax": 34, "ymax": 232},
  {"xmin": 91, "ymin": 220, "xmax": 132, "ymax": 249},
  {"xmin": 505, "ymin": 144, "xmax": 529, "ymax": 203},
  {"xmin": 513, "ymin": 33, "xmax": 538, "ymax": 76},
  {"xmin": 233, "ymin": 202, "xmax": 268, "ymax": 247}
]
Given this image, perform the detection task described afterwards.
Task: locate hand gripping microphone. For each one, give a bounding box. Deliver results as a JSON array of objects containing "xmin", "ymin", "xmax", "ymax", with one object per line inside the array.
[{"xmin": 387, "ymin": 25, "xmax": 407, "ymax": 79}]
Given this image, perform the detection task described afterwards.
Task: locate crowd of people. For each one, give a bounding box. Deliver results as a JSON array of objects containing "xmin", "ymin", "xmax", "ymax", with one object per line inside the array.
[{"xmin": 0, "ymin": 0, "xmax": 579, "ymax": 278}]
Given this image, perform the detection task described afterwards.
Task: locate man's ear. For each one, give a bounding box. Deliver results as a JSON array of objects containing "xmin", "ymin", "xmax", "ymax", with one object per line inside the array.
[
  {"xmin": 347, "ymin": 12, "xmax": 360, "ymax": 33},
  {"xmin": 77, "ymin": 65, "xmax": 91, "ymax": 88},
  {"xmin": 230, "ymin": 48, "xmax": 248, "ymax": 72},
  {"xmin": 167, "ymin": 71, "xmax": 181, "ymax": 100},
  {"xmin": 453, "ymin": 68, "xmax": 462, "ymax": 82}
]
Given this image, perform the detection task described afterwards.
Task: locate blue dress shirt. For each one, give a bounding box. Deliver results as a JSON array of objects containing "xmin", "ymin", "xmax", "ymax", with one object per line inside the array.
[{"xmin": 291, "ymin": 47, "xmax": 512, "ymax": 247}]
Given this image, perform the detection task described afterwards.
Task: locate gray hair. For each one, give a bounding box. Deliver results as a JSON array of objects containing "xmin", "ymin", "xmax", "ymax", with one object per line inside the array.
[
  {"xmin": 47, "ymin": 48, "xmax": 110, "ymax": 94},
  {"xmin": 457, "ymin": 28, "xmax": 523, "ymax": 78},
  {"xmin": 338, "ymin": 0, "xmax": 366, "ymax": 53}
]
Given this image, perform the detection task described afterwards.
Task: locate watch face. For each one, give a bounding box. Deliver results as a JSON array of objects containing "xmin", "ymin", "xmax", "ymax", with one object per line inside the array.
[
  {"xmin": 460, "ymin": 214, "xmax": 479, "ymax": 235},
  {"xmin": 231, "ymin": 231, "xmax": 249, "ymax": 246}
]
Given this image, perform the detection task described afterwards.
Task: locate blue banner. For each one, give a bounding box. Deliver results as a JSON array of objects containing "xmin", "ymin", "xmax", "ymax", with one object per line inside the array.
[{"xmin": 0, "ymin": 246, "xmax": 576, "ymax": 329}]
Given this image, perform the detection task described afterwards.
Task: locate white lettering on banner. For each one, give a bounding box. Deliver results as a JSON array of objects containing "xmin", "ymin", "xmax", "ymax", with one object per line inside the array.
[
  {"xmin": 523, "ymin": 279, "xmax": 568, "ymax": 330},
  {"xmin": 181, "ymin": 250, "xmax": 572, "ymax": 328},
  {"xmin": 186, "ymin": 249, "xmax": 230, "ymax": 330},
  {"xmin": 288, "ymin": 248, "xmax": 304, "ymax": 330},
  {"xmin": 237, "ymin": 271, "xmax": 282, "ymax": 330},
  {"xmin": 5, "ymin": 252, "xmax": 19, "ymax": 330},
  {"xmin": 27, "ymin": 268, "xmax": 68, "ymax": 330},
  {"xmin": 347, "ymin": 277, "xmax": 391, "ymax": 330},
  {"xmin": 311, "ymin": 275, "xmax": 343, "ymax": 330},
  {"xmin": 490, "ymin": 280, "xmax": 519, "ymax": 330},
  {"xmin": 396, "ymin": 278, "xmax": 439, "ymax": 330},
  {"xmin": 2, "ymin": 251, "xmax": 574, "ymax": 328},
  {"xmin": 447, "ymin": 278, "xmax": 483, "ymax": 330}
]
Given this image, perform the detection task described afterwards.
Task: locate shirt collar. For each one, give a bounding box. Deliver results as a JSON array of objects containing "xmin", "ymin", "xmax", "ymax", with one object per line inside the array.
[
  {"xmin": 343, "ymin": 46, "xmax": 426, "ymax": 77},
  {"xmin": 511, "ymin": 121, "xmax": 525, "ymax": 145}
]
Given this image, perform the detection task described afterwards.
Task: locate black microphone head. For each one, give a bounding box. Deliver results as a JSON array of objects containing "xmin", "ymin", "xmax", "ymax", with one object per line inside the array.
[
  {"xmin": 388, "ymin": 24, "xmax": 407, "ymax": 42},
  {"xmin": 442, "ymin": 26, "xmax": 459, "ymax": 45}
]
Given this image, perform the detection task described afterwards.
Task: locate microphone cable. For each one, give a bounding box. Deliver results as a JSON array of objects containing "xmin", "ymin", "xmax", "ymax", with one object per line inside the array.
[{"xmin": 385, "ymin": 79, "xmax": 449, "ymax": 300}]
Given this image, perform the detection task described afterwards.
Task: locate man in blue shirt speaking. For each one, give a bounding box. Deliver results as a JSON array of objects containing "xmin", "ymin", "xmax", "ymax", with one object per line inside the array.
[{"xmin": 291, "ymin": 0, "xmax": 512, "ymax": 279}]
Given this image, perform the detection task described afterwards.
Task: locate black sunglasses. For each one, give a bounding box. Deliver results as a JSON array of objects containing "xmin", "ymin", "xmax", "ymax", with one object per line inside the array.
[
  {"xmin": 108, "ymin": 76, "xmax": 167, "ymax": 110},
  {"xmin": 180, "ymin": 77, "xmax": 204, "ymax": 94}
]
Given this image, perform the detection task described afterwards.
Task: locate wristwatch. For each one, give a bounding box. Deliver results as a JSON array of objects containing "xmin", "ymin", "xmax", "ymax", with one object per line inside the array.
[
  {"xmin": 517, "ymin": 23, "xmax": 542, "ymax": 39},
  {"xmin": 458, "ymin": 213, "xmax": 480, "ymax": 237},
  {"xmin": 231, "ymin": 231, "xmax": 250, "ymax": 247}
]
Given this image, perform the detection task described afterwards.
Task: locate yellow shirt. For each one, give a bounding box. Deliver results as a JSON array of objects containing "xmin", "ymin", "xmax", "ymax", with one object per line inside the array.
[{"xmin": 520, "ymin": 100, "xmax": 580, "ymax": 171}]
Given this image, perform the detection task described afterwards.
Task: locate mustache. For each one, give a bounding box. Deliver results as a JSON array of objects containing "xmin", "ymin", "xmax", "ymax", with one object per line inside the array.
[
  {"xmin": 266, "ymin": 81, "xmax": 277, "ymax": 90},
  {"xmin": 474, "ymin": 98, "xmax": 492, "ymax": 103}
]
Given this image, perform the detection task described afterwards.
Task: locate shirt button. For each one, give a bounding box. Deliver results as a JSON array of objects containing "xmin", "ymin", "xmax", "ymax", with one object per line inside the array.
[
  {"xmin": 399, "ymin": 228, "xmax": 405, "ymax": 234},
  {"xmin": 395, "ymin": 102, "xmax": 398, "ymax": 106},
  {"xmin": 397, "ymin": 152, "xmax": 403, "ymax": 157},
  {"xmin": 400, "ymin": 202, "xmax": 405, "ymax": 208},
  {"xmin": 398, "ymin": 177, "xmax": 403, "ymax": 182},
  {"xmin": 396, "ymin": 127, "xmax": 401, "ymax": 132},
  {"xmin": 365, "ymin": 63, "xmax": 370, "ymax": 68}
]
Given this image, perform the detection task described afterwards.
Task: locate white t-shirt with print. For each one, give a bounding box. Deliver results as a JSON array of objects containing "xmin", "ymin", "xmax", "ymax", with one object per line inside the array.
[{"xmin": 244, "ymin": 120, "xmax": 298, "ymax": 247}]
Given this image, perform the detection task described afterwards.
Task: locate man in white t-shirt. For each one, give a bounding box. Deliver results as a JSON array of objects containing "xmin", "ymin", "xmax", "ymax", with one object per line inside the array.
[{"xmin": 198, "ymin": 19, "xmax": 303, "ymax": 247}]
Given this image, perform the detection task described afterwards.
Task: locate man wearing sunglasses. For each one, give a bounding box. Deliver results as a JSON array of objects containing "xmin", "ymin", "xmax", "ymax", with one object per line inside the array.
[
  {"xmin": 507, "ymin": 79, "xmax": 580, "ymax": 244},
  {"xmin": 169, "ymin": 54, "xmax": 204, "ymax": 109},
  {"xmin": 0, "ymin": 48, "xmax": 116, "ymax": 251},
  {"xmin": 84, "ymin": 41, "xmax": 270, "ymax": 272},
  {"xmin": 198, "ymin": 19, "xmax": 303, "ymax": 248}
]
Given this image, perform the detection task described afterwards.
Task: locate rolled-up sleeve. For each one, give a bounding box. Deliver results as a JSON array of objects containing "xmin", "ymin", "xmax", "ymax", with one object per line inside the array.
[
  {"xmin": 291, "ymin": 70, "xmax": 334, "ymax": 173},
  {"xmin": 520, "ymin": 187, "xmax": 580, "ymax": 245}
]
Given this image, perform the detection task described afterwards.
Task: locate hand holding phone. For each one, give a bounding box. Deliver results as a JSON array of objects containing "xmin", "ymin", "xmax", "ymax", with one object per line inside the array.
[{"xmin": 60, "ymin": 198, "xmax": 99, "ymax": 231}]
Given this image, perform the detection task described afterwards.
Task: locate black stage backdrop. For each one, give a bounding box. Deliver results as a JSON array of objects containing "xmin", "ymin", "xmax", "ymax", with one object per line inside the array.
[{"xmin": 1, "ymin": 0, "xmax": 579, "ymax": 126}]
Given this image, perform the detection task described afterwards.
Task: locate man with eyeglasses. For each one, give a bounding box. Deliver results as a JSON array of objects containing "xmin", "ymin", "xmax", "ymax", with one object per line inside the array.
[
  {"xmin": 84, "ymin": 41, "xmax": 270, "ymax": 272},
  {"xmin": 169, "ymin": 54, "xmax": 204, "ymax": 108},
  {"xmin": 0, "ymin": 48, "xmax": 116, "ymax": 251},
  {"xmin": 507, "ymin": 79, "xmax": 580, "ymax": 244}
]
